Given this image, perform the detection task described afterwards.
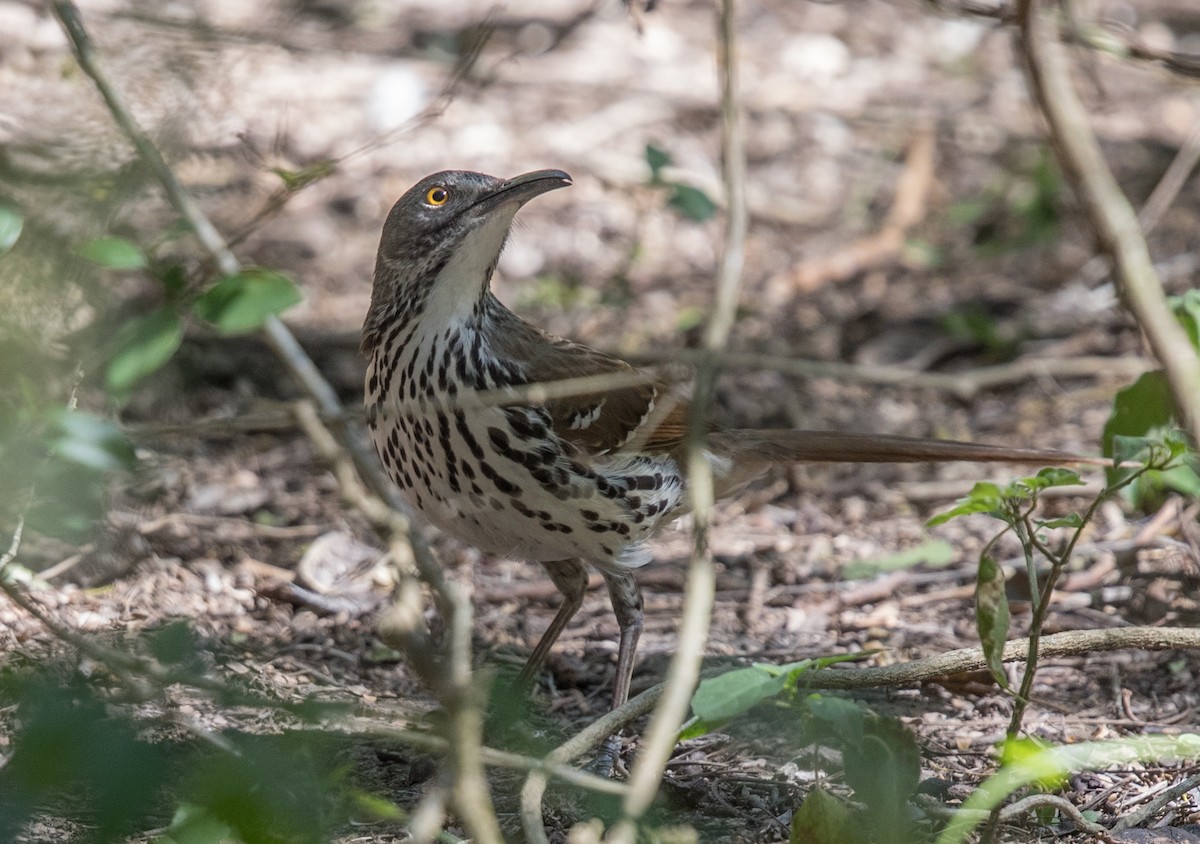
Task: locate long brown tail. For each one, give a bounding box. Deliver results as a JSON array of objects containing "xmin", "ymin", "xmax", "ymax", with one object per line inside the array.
[{"xmin": 710, "ymin": 429, "xmax": 1108, "ymax": 467}]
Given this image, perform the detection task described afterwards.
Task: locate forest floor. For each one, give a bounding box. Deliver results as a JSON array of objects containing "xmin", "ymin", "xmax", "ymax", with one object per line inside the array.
[{"xmin": 2, "ymin": 0, "xmax": 1200, "ymax": 841}]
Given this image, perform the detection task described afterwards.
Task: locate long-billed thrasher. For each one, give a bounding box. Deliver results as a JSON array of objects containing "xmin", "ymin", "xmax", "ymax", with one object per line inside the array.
[{"xmin": 362, "ymin": 168, "xmax": 1083, "ymax": 712}]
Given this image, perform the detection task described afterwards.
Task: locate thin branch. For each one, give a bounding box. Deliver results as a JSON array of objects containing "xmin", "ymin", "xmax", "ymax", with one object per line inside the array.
[
  {"xmin": 520, "ymin": 684, "xmax": 664, "ymax": 844},
  {"xmin": 1014, "ymin": 0, "xmax": 1200, "ymax": 444},
  {"xmin": 607, "ymin": 1, "xmax": 749, "ymax": 841},
  {"xmin": 1112, "ymin": 770, "xmax": 1200, "ymax": 833},
  {"xmin": 292, "ymin": 401, "xmax": 501, "ymax": 844},
  {"xmin": 794, "ymin": 626, "xmax": 1200, "ymax": 690},
  {"xmin": 48, "ymin": 0, "xmax": 403, "ymax": 512}
]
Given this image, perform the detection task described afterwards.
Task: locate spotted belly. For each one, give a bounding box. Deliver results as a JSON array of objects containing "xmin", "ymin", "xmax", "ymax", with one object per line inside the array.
[{"xmin": 367, "ymin": 401, "xmax": 684, "ymax": 568}]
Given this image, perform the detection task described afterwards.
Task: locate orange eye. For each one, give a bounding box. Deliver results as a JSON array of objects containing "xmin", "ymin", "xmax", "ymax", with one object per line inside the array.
[{"xmin": 426, "ymin": 186, "xmax": 449, "ymax": 206}]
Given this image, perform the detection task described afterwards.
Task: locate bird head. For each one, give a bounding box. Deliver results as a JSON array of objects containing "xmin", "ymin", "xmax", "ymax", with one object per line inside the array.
[{"xmin": 363, "ymin": 169, "xmax": 572, "ymax": 353}]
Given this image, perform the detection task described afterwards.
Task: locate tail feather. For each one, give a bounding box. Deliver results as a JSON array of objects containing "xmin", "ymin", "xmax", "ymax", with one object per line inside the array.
[{"xmin": 710, "ymin": 429, "xmax": 1106, "ymax": 467}]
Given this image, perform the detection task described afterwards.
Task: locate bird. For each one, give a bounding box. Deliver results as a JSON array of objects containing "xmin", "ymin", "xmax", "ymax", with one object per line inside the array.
[{"xmin": 362, "ymin": 168, "xmax": 1086, "ymax": 713}]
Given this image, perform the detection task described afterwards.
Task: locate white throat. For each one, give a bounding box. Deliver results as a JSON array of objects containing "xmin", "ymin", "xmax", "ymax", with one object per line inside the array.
[{"xmin": 422, "ymin": 205, "xmax": 517, "ymax": 330}]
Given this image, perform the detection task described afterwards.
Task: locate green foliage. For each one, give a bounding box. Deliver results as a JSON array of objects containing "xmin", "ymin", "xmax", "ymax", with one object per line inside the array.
[
  {"xmin": 974, "ymin": 552, "xmax": 1010, "ymax": 689},
  {"xmin": 0, "ymin": 630, "xmax": 372, "ymax": 844},
  {"xmin": 925, "ymin": 437, "xmax": 1193, "ymax": 839},
  {"xmin": 842, "ymin": 538, "xmax": 954, "ymax": 580},
  {"xmin": 1103, "ymin": 372, "xmax": 1200, "ymax": 503},
  {"xmin": 0, "ymin": 204, "xmax": 23, "ymax": 254},
  {"xmin": 192, "ymin": 269, "xmax": 303, "ymax": 335},
  {"xmin": 949, "ymin": 146, "xmax": 1062, "ymax": 256},
  {"xmin": 927, "ymin": 467, "xmax": 1085, "ymax": 527},
  {"xmin": 644, "ymin": 144, "xmax": 717, "ymax": 222},
  {"xmin": 1099, "ymin": 290, "xmax": 1200, "ymax": 505},
  {"xmin": 685, "ymin": 654, "xmax": 864, "ymax": 738},
  {"xmin": 936, "ymin": 305, "xmax": 1020, "ymax": 362},
  {"xmin": 77, "ymin": 235, "xmax": 148, "ymax": 269},
  {"xmin": 790, "ymin": 787, "xmax": 866, "ymax": 844},
  {"xmin": 0, "ymin": 670, "xmax": 175, "ymax": 842},
  {"xmin": 0, "ymin": 408, "xmax": 136, "ymax": 543},
  {"xmin": 270, "ymin": 160, "xmax": 336, "ymax": 192},
  {"xmin": 936, "ymin": 733, "xmax": 1200, "ymax": 844},
  {"xmin": 106, "ymin": 307, "xmax": 185, "ymax": 395},
  {"xmin": 687, "ymin": 661, "xmax": 922, "ymax": 843}
]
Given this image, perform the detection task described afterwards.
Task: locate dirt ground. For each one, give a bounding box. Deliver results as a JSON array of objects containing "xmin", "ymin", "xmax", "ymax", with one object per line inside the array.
[{"xmin": 2, "ymin": 0, "xmax": 1200, "ymax": 841}]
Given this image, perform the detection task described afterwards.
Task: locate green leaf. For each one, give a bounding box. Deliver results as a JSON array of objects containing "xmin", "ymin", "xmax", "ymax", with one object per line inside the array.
[
  {"xmin": 843, "ymin": 539, "xmax": 954, "ymax": 580},
  {"xmin": 49, "ymin": 410, "xmax": 136, "ymax": 472},
  {"xmin": 927, "ymin": 481, "xmax": 1004, "ymax": 527},
  {"xmin": 1037, "ymin": 513, "xmax": 1084, "ymax": 530},
  {"xmin": 106, "ymin": 308, "xmax": 184, "ymax": 394},
  {"xmin": 148, "ymin": 621, "xmax": 201, "ymax": 667},
  {"xmin": 691, "ymin": 663, "xmax": 801, "ymax": 724},
  {"xmin": 350, "ymin": 791, "xmax": 407, "ymax": 822},
  {"xmin": 1026, "ymin": 467, "xmax": 1084, "ymax": 491},
  {"xmin": 805, "ymin": 695, "xmax": 867, "ymax": 738},
  {"xmin": 1111, "ymin": 434, "xmax": 1154, "ymax": 466},
  {"xmin": 78, "ymin": 236, "xmax": 148, "ymax": 269},
  {"xmin": 974, "ymin": 553, "xmax": 1010, "ymax": 689},
  {"xmin": 1103, "ymin": 372, "xmax": 1175, "ymax": 456},
  {"xmin": 193, "ymin": 269, "xmax": 302, "ymax": 334},
  {"xmin": 1169, "ymin": 289, "xmax": 1200, "ymax": 349},
  {"xmin": 645, "ymin": 143, "xmax": 671, "ymax": 179},
  {"xmin": 843, "ymin": 715, "xmax": 921, "ymax": 840},
  {"xmin": 668, "ymin": 184, "xmax": 717, "ymax": 221},
  {"xmin": 691, "ymin": 659, "xmax": 821, "ymax": 724},
  {"xmin": 938, "ymin": 734, "xmax": 1200, "ymax": 844},
  {"xmin": 790, "ymin": 787, "xmax": 865, "ymax": 844},
  {"xmin": 161, "ymin": 803, "xmax": 234, "ymax": 844},
  {"xmin": 0, "ymin": 204, "xmax": 23, "ymax": 254}
]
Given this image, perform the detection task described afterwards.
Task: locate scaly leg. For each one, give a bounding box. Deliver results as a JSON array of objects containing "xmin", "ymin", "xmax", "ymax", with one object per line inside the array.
[
  {"xmin": 516, "ymin": 559, "xmax": 589, "ymax": 689},
  {"xmin": 601, "ymin": 568, "xmax": 644, "ymax": 710}
]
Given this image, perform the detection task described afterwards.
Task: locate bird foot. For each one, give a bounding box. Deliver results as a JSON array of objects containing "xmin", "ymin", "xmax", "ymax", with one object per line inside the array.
[{"xmin": 586, "ymin": 734, "xmax": 627, "ymax": 778}]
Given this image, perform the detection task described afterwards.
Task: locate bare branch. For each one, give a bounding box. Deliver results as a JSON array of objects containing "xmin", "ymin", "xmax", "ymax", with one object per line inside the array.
[{"xmin": 1014, "ymin": 0, "xmax": 1200, "ymax": 444}]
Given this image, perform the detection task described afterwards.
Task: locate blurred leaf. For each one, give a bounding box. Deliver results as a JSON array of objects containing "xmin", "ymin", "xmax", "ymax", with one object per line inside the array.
[
  {"xmin": 902, "ymin": 237, "xmax": 943, "ymax": 268},
  {"xmin": 0, "ymin": 205, "xmax": 23, "ymax": 254},
  {"xmin": 49, "ymin": 410, "xmax": 136, "ymax": 472},
  {"xmin": 271, "ymin": 160, "xmax": 336, "ymax": 192},
  {"xmin": 843, "ymin": 539, "xmax": 953, "ymax": 580},
  {"xmin": 974, "ymin": 553, "xmax": 1010, "ymax": 689},
  {"xmin": 790, "ymin": 788, "xmax": 864, "ymax": 844},
  {"xmin": 842, "ymin": 716, "xmax": 921, "ymax": 844},
  {"xmin": 193, "ymin": 269, "xmax": 302, "ymax": 334},
  {"xmin": 161, "ymin": 803, "xmax": 234, "ymax": 844},
  {"xmin": 160, "ymin": 264, "xmax": 188, "ymax": 299},
  {"xmin": 668, "ymin": 184, "xmax": 717, "ymax": 221},
  {"xmin": 184, "ymin": 733, "xmax": 341, "ymax": 844},
  {"xmin": 1103, "ymin": 372, "xmax": 1175, "ymax": 457},
  {"xmin": 0, "ymin": 672, "xmax": 175, "ymax": 842},
  {"xmin": 350, "ymin": 792, "xmax": 407, "ymax": 822},
  {"xmin": 149, "ymin": 621, "xmax": 203, "ymax": 670},
  {"xmin": 938, "ymin": 734, "xmax": 1200, "ymax": 844},
  {"xmin": 107, "ymin": 308, "xmax": 184, "ymax": 394},
  {"xmin": 1170, "ymin": 289, "xmax": 1200, "ymax": 349},
  {"xmin": 805, "ymin": 695, "xmax": 867, "ymax": 739},
  {"xmin": 691, "ymin": 661, "xmax": 809, "ymax": 725},
  {"xmin": 645, "ymin": 143, "xmax": 671, "ymax": 180},
  {"xmin": 78, "ymin": 236, "xmax": 148, "ymax": 269}
]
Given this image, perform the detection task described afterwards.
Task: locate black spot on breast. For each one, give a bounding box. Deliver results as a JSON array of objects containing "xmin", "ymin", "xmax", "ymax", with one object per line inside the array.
[
  {"xmin": 478, "ymin": 460, "xmax": 518, "ymax": 495},
  {"xmin": 455, "ymin": 413, "xmax": 485, "ymax": 460}
]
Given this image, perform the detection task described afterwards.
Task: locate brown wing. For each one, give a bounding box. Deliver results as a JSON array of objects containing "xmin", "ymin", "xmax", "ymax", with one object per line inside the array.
[{"xmin": 488, "ymin": 307, "xmax": 693, "ymax": 455}]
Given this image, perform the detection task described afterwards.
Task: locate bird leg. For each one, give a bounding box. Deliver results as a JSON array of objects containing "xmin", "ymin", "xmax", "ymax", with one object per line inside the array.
[
  {"xmin": 601, "ymin": 568, "xmax": 645, "ymax": 711},
  {"xmin": 516, "ymin": 558, "xmax": 589, "ymax": 690}
]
